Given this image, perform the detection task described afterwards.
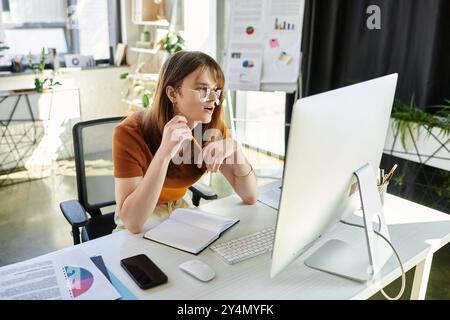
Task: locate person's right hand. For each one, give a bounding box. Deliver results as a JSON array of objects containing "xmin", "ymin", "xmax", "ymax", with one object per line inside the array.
[{"xmin": 158, "ymin": 115, "xmax": 193, "ymax": 159}]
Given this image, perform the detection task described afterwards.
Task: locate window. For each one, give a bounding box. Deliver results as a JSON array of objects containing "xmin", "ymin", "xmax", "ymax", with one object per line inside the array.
[
  {"xmin": 0, "ymin": 0, "xmax": 121, "ymax": 67},
  {"xmin": 235, "ymin": 91, "xmax": 286, "ymax": 157},
  {"xmin": 76, "ymin": 0, "xmax": 113, "ymax": 60},
  {"xmin": 4, "ymin": 28, "xmax": 68, "ymax": 55}
]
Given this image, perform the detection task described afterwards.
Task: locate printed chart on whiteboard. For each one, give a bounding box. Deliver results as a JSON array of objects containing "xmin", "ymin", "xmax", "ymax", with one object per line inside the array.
[{"xmin": 225, "ymin": 0, "xmax": 305, "ymax": 91}]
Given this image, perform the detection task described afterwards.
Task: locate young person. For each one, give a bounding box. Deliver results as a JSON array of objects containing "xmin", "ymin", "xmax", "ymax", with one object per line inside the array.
[{"xmin": 113, "ymin": 51, "xmax": 258, "ymax": 233}]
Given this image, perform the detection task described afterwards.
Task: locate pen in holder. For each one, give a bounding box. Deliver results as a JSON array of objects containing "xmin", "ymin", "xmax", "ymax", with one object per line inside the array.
[{"xmin": 378, "ymin": 164, "xmax": 397, "ymax": 205}]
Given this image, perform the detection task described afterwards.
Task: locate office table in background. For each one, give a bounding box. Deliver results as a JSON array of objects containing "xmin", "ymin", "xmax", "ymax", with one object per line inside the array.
[{"xmin": 0, "ymin": 87, "xmax": 80, "ymax": 186}]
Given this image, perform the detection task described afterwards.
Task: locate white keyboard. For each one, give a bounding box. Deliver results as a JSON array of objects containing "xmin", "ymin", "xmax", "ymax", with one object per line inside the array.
[{"xmin": 209, "ymin": 227, "xmax": 275, "ymax": 264}]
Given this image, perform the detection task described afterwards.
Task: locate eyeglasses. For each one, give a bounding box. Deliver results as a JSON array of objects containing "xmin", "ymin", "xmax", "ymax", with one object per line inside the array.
[{"xmin": 180, "ymin": 87, "xmax": 222, "ymax": 105}]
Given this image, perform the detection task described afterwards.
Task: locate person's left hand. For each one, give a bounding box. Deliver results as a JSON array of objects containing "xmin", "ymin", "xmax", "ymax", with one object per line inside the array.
[{"xmin": 196, "ymin": 138, "xmax": 236, "ymax": 172}]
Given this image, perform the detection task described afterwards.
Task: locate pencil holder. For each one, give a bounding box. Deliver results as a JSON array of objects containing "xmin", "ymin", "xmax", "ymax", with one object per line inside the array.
[{"xmin": 377, "ymin": 181, "xmax": 389, "ymax": 206}]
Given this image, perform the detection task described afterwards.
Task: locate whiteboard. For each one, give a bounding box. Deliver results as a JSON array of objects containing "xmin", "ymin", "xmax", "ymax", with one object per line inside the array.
[{"xmin": 225, "ymin": 0, "xmax": 305, "ymax": 92}]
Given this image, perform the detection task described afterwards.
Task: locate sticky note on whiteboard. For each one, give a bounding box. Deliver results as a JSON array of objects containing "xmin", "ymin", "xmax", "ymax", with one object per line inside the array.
[
  {"xmin": 269, "ymin": 38, "xmax": 279, "ymax": 48},
  {"xmin": 278, "ymin": 51, "xmax": 293, "ymax": 65}
]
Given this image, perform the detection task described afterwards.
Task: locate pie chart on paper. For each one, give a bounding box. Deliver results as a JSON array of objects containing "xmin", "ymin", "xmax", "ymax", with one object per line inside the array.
[
  {"xmin": 64, "ymin": 266, "xmax": 94, "ymax": 298},
  {"xmin": 242, "ymin": 60, "xmax": 254, "ymax": 68},
  {"xmin": 246, "ymin": 26, "xmax": 255, "ymax": 35}
]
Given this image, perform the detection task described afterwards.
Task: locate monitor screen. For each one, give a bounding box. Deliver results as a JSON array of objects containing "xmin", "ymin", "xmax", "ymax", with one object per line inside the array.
[{"xmin": 270, "ymin": 74, "xmax": 398, "ymax": 280}]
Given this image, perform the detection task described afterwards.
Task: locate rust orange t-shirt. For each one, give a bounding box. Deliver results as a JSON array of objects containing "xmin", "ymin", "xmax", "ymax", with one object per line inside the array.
[{"xmin": 113, "ymin": 111, "xmax": 205, "ymax": 204}]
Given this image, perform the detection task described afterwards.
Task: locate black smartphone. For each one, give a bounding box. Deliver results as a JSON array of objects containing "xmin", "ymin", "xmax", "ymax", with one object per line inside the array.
[{"xmin": 120, "ymin": 254, "xmax": 168, "ymax": 289}]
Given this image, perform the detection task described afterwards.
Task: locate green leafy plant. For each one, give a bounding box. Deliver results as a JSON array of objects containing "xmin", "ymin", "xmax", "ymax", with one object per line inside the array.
[
  {"xmin": 120, "ymin": 72, "xmax": 156, "ymax": 109},
  {"xmin": 159, "ymin": 31, "xmax": 185, "ymax": 54},
  {"xmin": 391, "ymin": 96, "xmax": 450, "ymax": 150},
  {"xmin": 27, "ymin": 48, "xmax": 61, "ymax": 93}
]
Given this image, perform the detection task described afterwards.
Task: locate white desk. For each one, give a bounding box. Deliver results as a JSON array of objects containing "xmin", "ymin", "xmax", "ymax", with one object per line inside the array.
[{"xmin": 1, "ymin": 190, "xmax": 450, "ymax": 300}]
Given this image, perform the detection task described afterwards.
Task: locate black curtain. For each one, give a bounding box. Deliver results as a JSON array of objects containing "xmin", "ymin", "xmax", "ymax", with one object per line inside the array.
[{"xmin": 302, "ymin": 0, "xmax": 450, "ymax": 112}]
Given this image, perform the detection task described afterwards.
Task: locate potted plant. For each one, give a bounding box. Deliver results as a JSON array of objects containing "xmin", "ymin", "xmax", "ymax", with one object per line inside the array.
[
  {"xmin": 27, "ymin": 48, "xmax": 61, "ymax": 93},
  {"xmin": 156, "ymin": 30, "xmax": 185, "ymax": 66},
  {"xmin": 120, "ymin": 69, "xmax": 157, "ymax": 110},
  {"xmin": 385, "ymin": 96, "xmax": 449, "ymax": 169},
  {"xmin": 158, "ymin": 30, "xmax": 185, "ymax": 55}
]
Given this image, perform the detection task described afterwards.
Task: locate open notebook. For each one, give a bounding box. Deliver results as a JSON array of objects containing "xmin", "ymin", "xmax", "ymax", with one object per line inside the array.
[{"xmin": 143, "ymin": 208, "xmax": 239, "ymax": 254}]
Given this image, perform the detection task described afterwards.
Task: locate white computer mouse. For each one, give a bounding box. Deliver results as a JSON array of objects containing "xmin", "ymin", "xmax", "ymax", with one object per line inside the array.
[{"xmin": 178, "ymin": 259, "xmax": 215, "ymax": 282}]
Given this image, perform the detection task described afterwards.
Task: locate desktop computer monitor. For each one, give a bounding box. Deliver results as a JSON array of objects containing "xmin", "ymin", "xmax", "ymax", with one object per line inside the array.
[{"xmin": 270, "ymin": 74, "xmax": 398, "ymax": 281}]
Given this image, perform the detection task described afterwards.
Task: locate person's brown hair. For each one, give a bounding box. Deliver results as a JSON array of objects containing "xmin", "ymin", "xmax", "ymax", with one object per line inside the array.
[{"xmin": 141, "ymin": 51, "xmax": 227, "ymax": 178}]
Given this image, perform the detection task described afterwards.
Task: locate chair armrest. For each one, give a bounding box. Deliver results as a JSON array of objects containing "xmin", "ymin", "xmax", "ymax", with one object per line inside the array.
[
  {"xmin": 189, "ymin": 182, "xmax": 218, "ymax": 200},
  {"xmin": 60, "ymin": 200, "xmax": 88, "ymax": 228}
]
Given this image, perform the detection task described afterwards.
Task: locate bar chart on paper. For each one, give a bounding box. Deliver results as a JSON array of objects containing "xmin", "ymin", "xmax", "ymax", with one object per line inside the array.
[{"xmin": 274, "ymin": 18, "xmax": 295, "ymax": 30}]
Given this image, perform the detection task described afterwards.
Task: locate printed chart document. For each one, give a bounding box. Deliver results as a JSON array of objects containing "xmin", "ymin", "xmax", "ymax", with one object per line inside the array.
[
  {"xmin": 261, "ymin": 0, "xmax": 304, "ymax": 83},
  {"xmin": 225, "ymin": 0, "xmax": 265, "ymax": 90},
  {"xmin": 0, "ymin": 248, "xmax": 120, "ymax": 300},
  {"xmin": 225, "ymin": 0, "xmax": 305, "ymax": 89},
  {"xmin": 144, "ymin": 208, "xmax": 239, "ymax": 254}
]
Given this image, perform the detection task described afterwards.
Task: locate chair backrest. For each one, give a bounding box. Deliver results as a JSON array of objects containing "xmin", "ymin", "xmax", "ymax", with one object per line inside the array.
[{"xmin": 72, "ymin": 117, "xmax": 124, "ymax": 216}]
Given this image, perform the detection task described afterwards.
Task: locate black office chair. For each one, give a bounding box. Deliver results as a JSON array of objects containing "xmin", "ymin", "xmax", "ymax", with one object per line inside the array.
[{"xmin": 60, "ymin": 117, "xmax": 217, "ymax": 245}]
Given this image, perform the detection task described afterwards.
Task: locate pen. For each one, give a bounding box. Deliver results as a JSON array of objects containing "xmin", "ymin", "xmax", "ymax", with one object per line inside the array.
[
  {"xmin": 192, "ymin": 136, "xmax": 206, "ymax": 168},
  {"xmin": 173, "ymin": 111, "xmax": 203, "ymax": 151},
  {"xmin": 384, "ymin": 164, "xmax": 398, "ymax": 183},
  {"xmin": 192, "ymin": 136, "xmax": 203, "ymax": 152}
]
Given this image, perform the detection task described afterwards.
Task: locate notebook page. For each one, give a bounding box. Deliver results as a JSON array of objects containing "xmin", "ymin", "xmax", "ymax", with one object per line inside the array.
[
  {"xmin": 144, "ymin": 219, "xmax": 217, "ymax": 254},
  {"xmin": 170, "ymin": 208, "xmax": 237, "ymax": 234}
]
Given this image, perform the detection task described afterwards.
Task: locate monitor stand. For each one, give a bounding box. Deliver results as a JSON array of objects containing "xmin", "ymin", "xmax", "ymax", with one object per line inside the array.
[{"xmin": 304, "ymin": 163, "xmax": 392, "ymax": 282}]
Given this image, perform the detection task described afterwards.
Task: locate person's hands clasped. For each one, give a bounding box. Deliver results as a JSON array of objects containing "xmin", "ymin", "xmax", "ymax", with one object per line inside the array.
[
  {"xmin": 197, "ymin": 138, "xmax": 236, "ymax": 172},
  {"xmin": 159, "ymin": 115, "xmax": 193, "ymax": 159}
]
